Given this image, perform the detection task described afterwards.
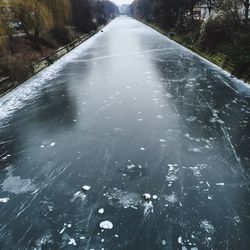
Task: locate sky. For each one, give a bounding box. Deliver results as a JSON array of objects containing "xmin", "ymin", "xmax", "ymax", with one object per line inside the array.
[{"xmin": 112, "ymin": 0, "xmax": 133, "ymax": 5}]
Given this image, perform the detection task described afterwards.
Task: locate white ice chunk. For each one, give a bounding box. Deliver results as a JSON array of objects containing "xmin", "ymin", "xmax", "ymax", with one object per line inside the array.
[
  {"xmin": 100, "ymin": 220, "xmax": 113, "ymax": 230},
  {"xmin": 162, "ymin": 240, "xmax": 167, "ymax": 246},
  {"xmin": 98, "ymin": 208, "xmax": 104, "ymax": 214},
  {"xmin": 144, "ymin": 200, "xmax": 153, "ymax": 216},
  {"xmin": 143, "ymin": 193, "xmax": 151, "ymax": 201},
  {"xmin": 59, "ymin": 226, "xmax": 66, "ymax": 234},
  {"xmin": 0, "ymin": 198, "xmax": 9, "ymax": 203},
  {"xmin": 68, "ymin": 238, "xmax": 76, "ymax": 246},
  {"xmin": 216, "ymin": 183, "xmax": 225, "ymax": 186},
  {"xmin": 82, "ymin": 185, "xmax": 91, "ymax": 191},
  {"xmin": 127, "ymin": 164, "xmax": 136, "ymax": 170}
]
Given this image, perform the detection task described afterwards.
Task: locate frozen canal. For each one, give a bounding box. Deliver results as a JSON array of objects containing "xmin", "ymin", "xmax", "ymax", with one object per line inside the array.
[{"xmin": 0, "ymin": 17, "xmax": 250, "ymax": 249}]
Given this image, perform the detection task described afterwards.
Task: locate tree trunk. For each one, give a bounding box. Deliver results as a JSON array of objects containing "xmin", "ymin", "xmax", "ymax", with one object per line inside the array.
[
  {"xmin": 207, "ymin": 0, "xmax": 212, "ymax": 15},
  {"xmin": 244, "ymin": 0, "xmax": 250, "ymax": 21}
]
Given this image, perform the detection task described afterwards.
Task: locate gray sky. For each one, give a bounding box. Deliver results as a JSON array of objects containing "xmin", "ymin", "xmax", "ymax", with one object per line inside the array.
[{"xmin": 112, "ymin": 0, "xmax": 133, "ymax": 5}]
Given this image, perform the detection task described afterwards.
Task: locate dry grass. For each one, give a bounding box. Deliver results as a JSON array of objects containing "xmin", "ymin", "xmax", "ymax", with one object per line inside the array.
[{"xmin": 0, "ymin": 36, "xmax": 55, "ymax": 81}]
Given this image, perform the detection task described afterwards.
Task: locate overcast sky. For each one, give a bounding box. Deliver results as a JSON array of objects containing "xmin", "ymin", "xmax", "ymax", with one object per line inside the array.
[{"xmin": 112, "ymin": 0, "xmax": 133, "ymax": 5}]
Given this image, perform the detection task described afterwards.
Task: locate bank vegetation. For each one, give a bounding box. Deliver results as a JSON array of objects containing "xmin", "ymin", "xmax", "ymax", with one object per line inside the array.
[{"xmin": 132, "ymin": 0, "xmax": 250, "ymax": 82}]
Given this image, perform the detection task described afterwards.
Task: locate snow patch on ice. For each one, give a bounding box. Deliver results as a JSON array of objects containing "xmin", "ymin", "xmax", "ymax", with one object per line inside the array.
[
  {"xmin": 71, "ymin": 191, "xmax": 87, "ymax": 203},
  {"xmin": 103, "ymin": 189, "xmax": 140, "ymax": 209},
  {"xmin": 188, "ymin": 147, "xmax": 201, "ymax": 153},
  {"xmin": 1, "ymin": 168, "xmax": 36, "ymax": 194},
  {"xmin": 200, "ymin": 220, "xmax": 215, "ymax": 234},
  {"xmin": 164, "ymin": 193, "xmax": 178, "ymax": 203},
  {"xmin": 34, "ymin": 231, "xmax": 53, "ymax": 249},
  {"xmin": 190, "ymin": 164, "xmax": 206, "ymax": 178},
  {"xmin": 166, "ymin": 164, "xmax": 178, "ymax": 183},
  {"xmin": 144, "ymin": 200, "xmax": 153, "ymax": 216},
  {"xmin": 186, "ymin": 116, "xmax": 197, "ymax": 122}
]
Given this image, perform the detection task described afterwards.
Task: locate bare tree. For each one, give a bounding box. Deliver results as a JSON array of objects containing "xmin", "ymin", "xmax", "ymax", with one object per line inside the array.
[
  {"xmin": 241, "ymin": 0, "xmax": 250, "ymax": 20},
  {"xmin": 11, "ymin": 0, "xmax": 53, "ymax": 40}
]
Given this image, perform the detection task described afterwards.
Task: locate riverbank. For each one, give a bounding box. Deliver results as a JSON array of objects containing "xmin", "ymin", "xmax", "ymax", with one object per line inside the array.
[
  {"xmin": 0, "ymin": 23, "xmax": 108, "ymax": 97},
  {"xmin": 140, "ymin": 20, "xmax": 250, "ymax": 85}
]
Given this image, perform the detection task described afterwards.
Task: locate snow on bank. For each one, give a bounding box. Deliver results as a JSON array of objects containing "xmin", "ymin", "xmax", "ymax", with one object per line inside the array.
[{"xmin": 0, "ymin": 25, "xmax": 110, "ymax": 123}]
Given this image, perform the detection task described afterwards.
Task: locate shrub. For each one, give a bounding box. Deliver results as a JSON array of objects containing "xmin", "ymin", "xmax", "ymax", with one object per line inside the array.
[
  {"xmin": 0, "ymin": 18, "xmax": 9, "ymax": 52},
  {"xmin": 200, "ymin": 11, "xmax": 240, "ymax": 51},
  {"xmin": 49, "ymin": 25, "xmax": 76, "ymax": 45},
  {"xmin": 0, "ymin": 54, "xmax": 32, "ymax": 81}
]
